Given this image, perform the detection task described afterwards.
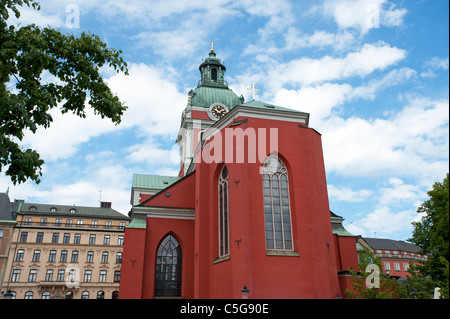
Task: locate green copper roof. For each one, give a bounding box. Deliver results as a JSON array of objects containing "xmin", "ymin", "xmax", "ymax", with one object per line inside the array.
[
  {"xmin": 132, "ymin": 174, "xmax": 181, "ymax": 190},
  {"xmin": 238, "ymin": 100, "xmax": 304, "ymax": 113},
  {"xmin": 190, "ymin": 85, "xmax": 242, "ymax": 109}
]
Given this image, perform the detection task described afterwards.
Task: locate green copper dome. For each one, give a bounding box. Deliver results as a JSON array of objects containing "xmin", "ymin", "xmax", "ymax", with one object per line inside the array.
[{"xmin": 189, "ymin": 48, "xmax": 243, "ymax": 109}]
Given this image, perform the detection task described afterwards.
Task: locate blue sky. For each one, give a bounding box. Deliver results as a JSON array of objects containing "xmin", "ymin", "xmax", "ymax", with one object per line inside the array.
[{"xmin": 2, "ymin": 0, "xmax": 448, "ymax": 241}]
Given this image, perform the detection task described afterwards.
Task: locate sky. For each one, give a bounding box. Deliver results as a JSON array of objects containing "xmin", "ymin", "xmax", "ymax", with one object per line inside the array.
[{"xmin": 1, "ymin": 0, "xmax": 448, "ymax": 241}]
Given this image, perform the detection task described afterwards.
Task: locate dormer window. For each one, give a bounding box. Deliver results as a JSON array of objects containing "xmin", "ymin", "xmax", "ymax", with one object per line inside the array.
[
  {"xmin": 70, "ymin": 208, "xmax": 76, "ymax": 214},
  {"xmin": 30, "ymin": 206, "xmax": 36, "ymax": 212},
  {"xmin": 50, "ymin": 207, "xmax": 57, "ymax": 213}
]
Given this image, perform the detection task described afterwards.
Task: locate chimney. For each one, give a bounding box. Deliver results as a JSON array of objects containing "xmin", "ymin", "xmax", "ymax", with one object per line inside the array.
[{"xmin": 100, "ymin": 201, "xmax": 112, "ymax": 208}]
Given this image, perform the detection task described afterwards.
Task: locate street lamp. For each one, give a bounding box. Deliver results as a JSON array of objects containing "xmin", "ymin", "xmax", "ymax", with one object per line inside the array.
[
  {"xmin": 241, "ymin": 284, "xmax": 249, "ymax": 299},
  {"xmin": 3, "ymin": 289, "xmax": 14, "ymax": 299}
]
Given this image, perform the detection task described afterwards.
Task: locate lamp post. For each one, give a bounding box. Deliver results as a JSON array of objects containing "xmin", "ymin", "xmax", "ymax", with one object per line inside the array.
[
  {"xmin": 241, "ymin": 284, "xmax": 249, "ymax": 299},
  {"xmin": 3, "ymin": 289, "xmax": 14, "ymax": 299}
]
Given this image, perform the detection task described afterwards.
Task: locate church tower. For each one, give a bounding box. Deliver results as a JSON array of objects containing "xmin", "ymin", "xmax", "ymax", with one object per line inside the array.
[{"xmin": 177, "ymin": 45, "xmax": 243, "ymax": 176}]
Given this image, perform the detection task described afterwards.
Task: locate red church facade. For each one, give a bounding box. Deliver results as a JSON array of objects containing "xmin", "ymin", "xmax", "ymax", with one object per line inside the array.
[{"xmin": 119, "ymin": 48, "xmax": 358, "ymax": 299}]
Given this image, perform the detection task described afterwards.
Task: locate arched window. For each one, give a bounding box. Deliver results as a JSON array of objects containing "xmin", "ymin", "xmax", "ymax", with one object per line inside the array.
[
  {"xmin": 154, "ymin": 234, "xmax": 182, "ymax": 297},
  {"xmin": 262, "ymin": 156, "xmax": 293, "ymax": 250},
  {"xmin": 24, "ymin": 291, "xmax": 33, "ymax": 299},
  {"xmin": 81, "ymin": 291, "xmax": 89, "ymax": 299},
  {"xmin": 211, "ymin": 67, "xmax": 217, "ymax": 81},
  {"xmin": 218, "ymin": 165, "xmax": 229, "ymax": 257},
  {"xmin": 42, "ymin": 291, "xmax": 51, "ymax": 299}
]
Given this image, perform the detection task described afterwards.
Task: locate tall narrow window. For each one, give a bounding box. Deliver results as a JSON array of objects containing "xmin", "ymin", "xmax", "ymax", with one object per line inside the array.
[
  {"xmin": 154, "ymin": 234, "xmax": 182, "ymax": 297},
  {"xmin": 262, "ymin": 156, "xmax": 293, "ymax": 250},
  {"xmin": 218, "ymin": 165, "xmax": 229, "ymax": 257},
  {"xmin": 211, "ymin": 67, "xmax": 217, "ymax": 81}
]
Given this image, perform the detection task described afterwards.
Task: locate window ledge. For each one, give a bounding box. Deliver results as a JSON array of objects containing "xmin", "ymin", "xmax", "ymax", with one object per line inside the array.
[
  {"xmin": 266, "ymin": 250, "xmax": 300, "ymax": 257},
  {"xmin": 212, "ymin": 255, "xmax": 230, "ymax": 264}
]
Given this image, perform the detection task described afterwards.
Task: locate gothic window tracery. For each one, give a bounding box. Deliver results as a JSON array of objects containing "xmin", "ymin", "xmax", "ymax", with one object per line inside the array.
[{"xmin": 262, "ymin": 157, "xmax": 293, "ymax": 250}]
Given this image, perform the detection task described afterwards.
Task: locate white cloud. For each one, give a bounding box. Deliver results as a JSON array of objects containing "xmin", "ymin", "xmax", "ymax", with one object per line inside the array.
[
  {"xmin": 420, "ymin": 57, "xmax": 449, "ymax": 78},
  {"xmin": 107, "ymin": 63, "xmax": 186, "ymax": 136},
  {"xmin": 328, "ymin": 184, "xmax": 374, "ymax": 202},
  {"xmin": 266, "ymin": 42, "xmax": 406, "ymax": 89},
  {"xmin": 354, "ymin": 205, "xmax": 417, "ymax": 237},
  {"xmin": 323, "ymin": 0, "xmax": 407, "ymax": 34},
  {"xmin": 378, "ymin": 178, "xmax": 425, "ymax": 206},
  {"xmin": 321, "ymin": 97, "xmax": 449, "ymax": 180}
]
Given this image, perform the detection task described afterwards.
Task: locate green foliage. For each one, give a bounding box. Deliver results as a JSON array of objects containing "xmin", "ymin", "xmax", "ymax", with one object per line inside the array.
[
  {"xmin": 409, "ymin": 173, "xmax": 449, "ymax": 299},
  {"xmin": 346, "ymin": 248, "xmax": 400, "ymax": 299},
  {"xmin": 1, "ymin": 0, "xmax": 128, "ymax": 184}
]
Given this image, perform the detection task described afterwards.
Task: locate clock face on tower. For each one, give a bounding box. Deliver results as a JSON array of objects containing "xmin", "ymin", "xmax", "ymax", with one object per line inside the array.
[{"xmin": 207, "ymin": 103, "xmax": 229, "ymax": 120}]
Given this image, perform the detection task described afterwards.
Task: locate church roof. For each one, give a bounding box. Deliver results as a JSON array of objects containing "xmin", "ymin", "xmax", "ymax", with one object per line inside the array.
[
  {"xmin": 238, "ymin": 100, "xmax": 304, "ymax": 113},
  {"xmin": 132, "ymin": 174, "xmax": 181, "ymax": 190},
  {"xmin": 190, "ymin": 85, "xmax": 242, "ymax": 109}
]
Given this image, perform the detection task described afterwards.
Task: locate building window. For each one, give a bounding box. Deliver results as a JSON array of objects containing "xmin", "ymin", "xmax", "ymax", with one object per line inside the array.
[
  {"xmin": 119, "ymin": 222, "xmax": 126, "ymax": 229},
  {"xmin": 103, "ymin": 235, "xmax": 110, "ymax": 245},
  {"xmin": 99, "ymin": 270, "xmax": 107, "ymax": 283},
  {"xmin": 154, "ymin": 234, "xmax": 182, "ymax": 297},
  {"xmin": 118, "ymin": 235, "xmax": 124, "ymax": 245},
  {"xmin": 105, "ymin": 221, "xmax": 112, "ymax": 229},
  {"xmin": 45, "ymin": 269, "xmax": 53, "ymax": 281},
  {"xmin": 65, "ymin": 291, "xmax": 73, "ymax": 299},
  {"xmin": 114, "ymin": 271, "xmax": 121, "ymax": 283},
  {"xmin": 91, "ymin": 220, "xmax": 98, "ymax": 228},
  {"xmin": 48, "ymin": 250, "xmax": 56, "ymax": 262},
  {"xmin": 89, "ymin": 234, "xmax": 96, "ymax": 245},
  {"xmin": 32, "ymin": 250, "xmax": 41, "ymax": 262},
  {"xmin": 36, "ymin": 232, "xmax": 44, "ymax": 243},
  {"xmin": 15, "ymin": 249, "xmax": 24, "ymax": 262},
  {"xmin": 57, "ymin": 270, "xmax": 65, "ymax": 282},
  {"xmin": 19, "ymin": 232, "xmax": 28, "ymax": 242},
  {"xmin": 218, "ymin": 165, "xmax": 230, "ymax": 257},
  {"xmin": 50, "ymin": 207, "xmax": 57, "ymax": 213},
  {"xmin": 74, "ymin": 233, "xmax": 81, "ymax": 244},
  {"xmin": 97, "ymin": 291, "xmax": 105, "ymax": 299},
  {"xmin": 87, "ymin": 251, "xmax": 94, "ymax": 263},
  {"xmin": 25, "ymin": 291, "xmax": 34, "ymax": 299},
  {"xmin": 60, "ymin": 250, "xmax": 68, "ymax": 262},
  {"xmin": 262, "ymin": 156, "xmax": 293, "ymax": 251},
  {"xmin": 55, "ymin": 219, "xmax": 62, "ymax": 226},
  {"xmin": 101, "ymin": 251, "xmax": 109, "ymax": 263},
  {"xmin": 66, "ymin": 219, "xmax": 73, "ymax": 227},
  {"xmin": 81, "ymin": 291, "xmax": 89, "ymax": 299},
  {"xmin": 30, "ymin": 206, "xmax": 36, "ymax": 212},
  {"xmin": 12, "ymin": 269, "xmax": 21, "ymax": 282},
  {"xmin": 42, "ymin": 291, "xmax": 51, "ymax": 299},
  {"xmin": 40, "ymin": 218, "xmax": 47, "ymax": 226},
  {"xmin": 28, "ymin": 269, "xmax": 38, "ymax": 282},
  {"xmin": 71, "ymin": 251, "xmax": 79, "ymax": 262},
  {"xmin": 84, "ymin": 270, "xmax": 92, "ymax": 282},
  {"xmin": 116, "ymin": 252, "xmax": 123, "ymax": 264},
  {"xmin": 394, "ymin": 262, "xmax": 400, "ymax": 271},
  {"xmin": 24, "ymin": 217, "xmax": 31, "ymax": 225},
  {"xmin": 403, "ymin": 263, "xmax": 409, "ymax": 271},
  {"xmin": 384, "ymin": 262, "xmax": 391, "ymax": 271},
  {"xmin": 52, "ymin": 233, "xmax": 59, "ymax": 243},
  {"xmin": 76, "ymin": 220, "xmax": 83, "ymax": 227},
  {"xmin": 63, "ymin": 233, "xmax": 70, "ymax": 243}
]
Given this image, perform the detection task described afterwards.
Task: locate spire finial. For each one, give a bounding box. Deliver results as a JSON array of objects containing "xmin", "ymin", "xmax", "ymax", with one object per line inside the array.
[{"xmin": 210, "ymin": 41, "xmax": 215, "ymax": 51}]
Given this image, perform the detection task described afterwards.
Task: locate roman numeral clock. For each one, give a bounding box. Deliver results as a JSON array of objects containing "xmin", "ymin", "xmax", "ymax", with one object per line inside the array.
[{"xmin": 207, "ymin": 102, "xmax": 229, "ymax": 120}]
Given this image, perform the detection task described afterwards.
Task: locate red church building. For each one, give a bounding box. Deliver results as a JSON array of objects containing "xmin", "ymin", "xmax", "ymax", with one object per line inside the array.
[{"xmin": 119, "ymin": 47, "xmax": 358, "ymax": 299}]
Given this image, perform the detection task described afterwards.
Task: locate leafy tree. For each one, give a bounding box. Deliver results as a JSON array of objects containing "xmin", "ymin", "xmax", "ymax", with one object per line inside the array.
[
  {"xmin": 1, "ymin": 0, "xmax": 128, "ymax": 185},
  {"xmin": 409, "ymin": 173, "xmax": 449, "ymax": 299},
  {"xmin": 346, "ymin": 248, "xmax": 399, "ymax": 299}
]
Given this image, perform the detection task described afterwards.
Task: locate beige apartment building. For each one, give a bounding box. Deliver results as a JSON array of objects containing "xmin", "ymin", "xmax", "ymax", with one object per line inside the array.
[{"xmin": 1, "ymin": 200, "xmax": 129, "ymax": 299}]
